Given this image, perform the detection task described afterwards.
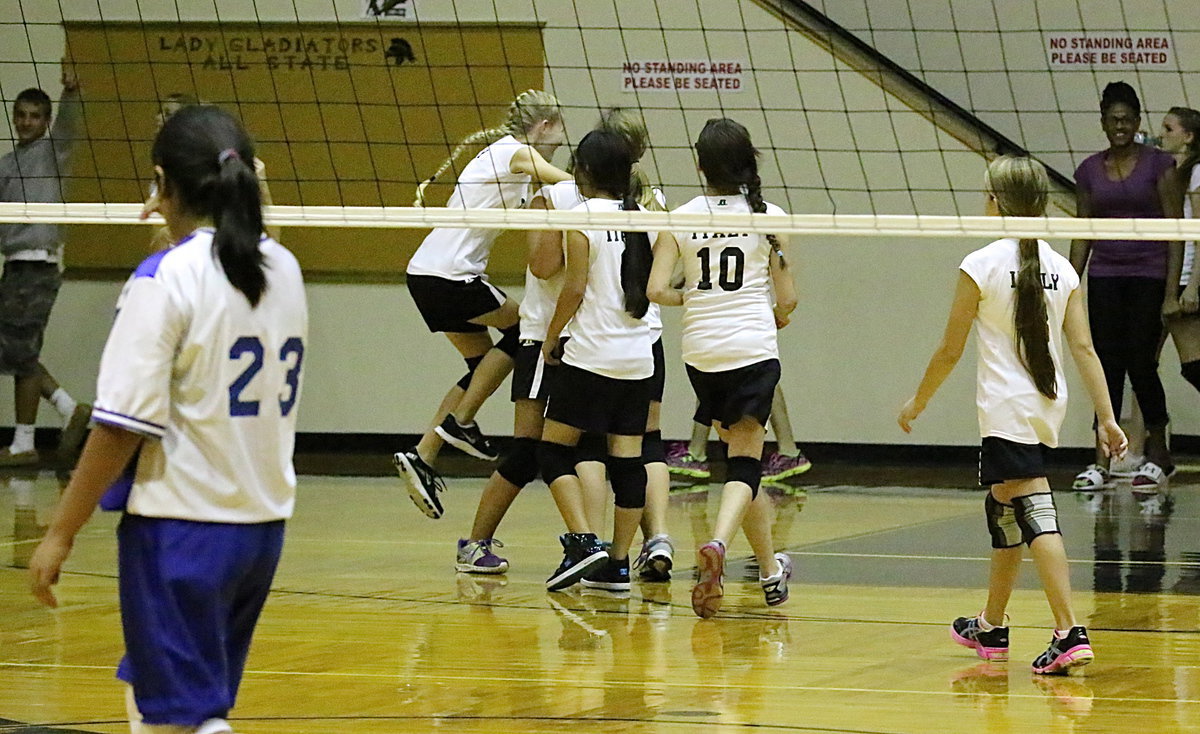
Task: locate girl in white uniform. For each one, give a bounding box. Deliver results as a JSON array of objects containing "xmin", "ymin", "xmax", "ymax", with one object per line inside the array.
[
  {"xmin": 395, "ymin": 90, "xmax": 571, "ymax": 520},
  {"xmin": 538, "ymin": 129, "xmax": 658, "ymax": 593},
  {"xmin": 899, "ymin": 156, "xmax": 1126, "ymax": 675},
  {"xmin": 1162, "ymin": 108, "xmax": 1200, "ymax": 402},
  {"xmin": 648, "ymin": 118, "xmax": 798, "ymax": 618},
  {"xmin": 29, "ymin": 105, "xmax": 308, "ymax": 733}
]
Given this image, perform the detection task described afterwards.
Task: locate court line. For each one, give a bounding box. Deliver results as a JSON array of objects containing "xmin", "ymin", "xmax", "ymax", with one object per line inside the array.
[{"xmin": 2, "ymin": 661, "xmax": 1198, "ymax": 706}]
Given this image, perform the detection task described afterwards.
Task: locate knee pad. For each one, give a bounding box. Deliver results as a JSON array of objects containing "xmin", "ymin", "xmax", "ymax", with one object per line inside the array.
[
  {"xmin": 725, "ymin": 455, "xmax": 762, "ymax": 498},
  {"xmin": 497, "ymin": 437, "xmax": 539, "ymax": 489},
  {"xmin": 607, "ymin": 456, "xmax": 647, "ymax": 509},
  {"xmin": 641, "ymin": 429, "xmax": 665, "ymax": 465},
  {"xmin": 537, "ymin": 440, "xmax": 577, "ymax": 486},
  {"xmin": 576, "ymin": 432, "xmax": 608, "ymax": 464},
  {"xmin": 1183, "ymin": 360, "xmax": 1200, "ymax": 391},
  {"xmin": 496, "ymin": 324, "xmax": 520, "ymax": 358},
  {"xmin": 1013, "ymin": 492, "xmax": 1060, "ymax": 546},
  {"xmin": 985, "ymin": 492, "xmax": 1022, "ymax": 549},
  {"xmin": 455, "ymin": 355, "xmax": 484, "ymax": 390}
]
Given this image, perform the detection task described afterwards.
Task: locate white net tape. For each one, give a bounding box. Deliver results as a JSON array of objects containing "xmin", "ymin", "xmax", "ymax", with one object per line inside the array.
[{"xmin": 3, "ymin": 202, "xmax": 1198, "ymax": 241}]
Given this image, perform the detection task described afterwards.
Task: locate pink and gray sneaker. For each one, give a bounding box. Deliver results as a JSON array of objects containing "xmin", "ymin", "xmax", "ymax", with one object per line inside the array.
[
  {"xmin": 1032, "ymin": 626, "xmax": 1094, "ymax": 675},
  {"xmin": 762, "ymin": 450, "xmax": 812, "ymax": 481},
  {"xmin": 950, "ymin": 614, "xmax": 1009, "ymax": 661},
  {"xmin": 692, "ymin": 539, "xmax": 726, "ymax": 618}
]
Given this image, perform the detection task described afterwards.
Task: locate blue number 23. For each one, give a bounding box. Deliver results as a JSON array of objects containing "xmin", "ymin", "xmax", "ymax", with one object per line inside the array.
[{"xmin": 228, "ymin": 336, "xmax": 305, "ymax": 417}]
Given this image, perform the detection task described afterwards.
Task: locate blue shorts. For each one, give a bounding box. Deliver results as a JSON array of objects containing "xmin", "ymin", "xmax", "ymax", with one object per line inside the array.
[{"xmin": 116, "ymin": 514, "xmax": 285, "ymax": 726}]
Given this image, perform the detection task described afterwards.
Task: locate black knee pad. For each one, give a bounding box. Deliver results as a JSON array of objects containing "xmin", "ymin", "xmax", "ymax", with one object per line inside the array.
[
  {"xmin": 607, "ymin": 455, "xmax": 647, "ymax": 509},
  {"xmin": 537, "ymin": 440, "xmax": 577, "ymax": 485},
  {"xmin": 497, "ymin": 437, "xmax": 539, "ymax": 488},
  {"xmin": 1013, "ymin": 492, "xmax": 1060, "ymax": 546},
  {"xmin": 576, "ymin": 432, "xmax": 607, "ymax": 464},
  {"xmin": 641, "ymin": 429, "xmax": 665, "ymax": 465},
  {"xmin": 1183, "ymin": 360, "xmax": 1200, "ymax": 391},
  {"xmin": 725, "ymin": 455, "xmax": 762, "ymax": 498},
  {"xmin": 985, "ymin": 492, "xmax": 1022, "ymax": 549},
  {"xmin": 455, "ymin": 355, "xmax": 484, "ymax": 390},
  {"xmin": 496, "ymin": 324, "xmax": 520, "ymax": 358}
]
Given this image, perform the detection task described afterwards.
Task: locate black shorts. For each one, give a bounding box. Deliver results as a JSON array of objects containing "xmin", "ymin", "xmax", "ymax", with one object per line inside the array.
[
  {"xmin": 545, "ymin": 363, "xmax": 652, "ymax": 436},
  {"xmin": 978, "ymin": 436, "xmax": 1049, "ymax": 487},
  {"xmin": 0, "ymin": 261, "xmax": 61, "ymax": 376},
  {"xmin": 649, "ymin": 337, "xmax": 666, "ymax": 403},
  {"xmin": 407, "ymin": 273, "xmax": 505, "ymax": 333},
  {"xmin": 687, "ymin": 358, "xmax": 780, "ymax": 430},
  {"xmin": 511, "ymin": 340, "xmax": 558, "ymax": 402}
]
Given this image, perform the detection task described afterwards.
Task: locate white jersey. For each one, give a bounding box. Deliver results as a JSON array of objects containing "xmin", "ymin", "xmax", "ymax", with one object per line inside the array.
[
  {"xmin": 562, "ymin": 197, "xmax": 656, "ymax": 380},
  {"xmin": 520, "ymin": 180, "xmax": 584, "ymax": 341},
  {"xmin": 959, "ymin": 238, "xmax": 1079, "ymax": 447},
  {"xmin": 1180, "ymin": 165, "xmax": 1200, "ymax": 286},
  {"xmin": 521, "ymin": 182, "xmax": 663, "ymax": 342},
  {"xmin": 94, "ymin": 229, "xmax": 309, "ymax": 523},
  {"xmin": 673, "ymin": 195, "xmax": 783, "ymax": 372},
  {"xmin": 407, "ymin": 135, "xmax": 531, "ymax": 281}
]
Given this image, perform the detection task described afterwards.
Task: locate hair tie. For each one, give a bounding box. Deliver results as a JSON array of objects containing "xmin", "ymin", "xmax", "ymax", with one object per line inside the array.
[
  {"xmin": 218, "ymin": 148, "xmax": 241, "ymax": 165},
  {"xmin": 738, "ymin": 183, "xmax": 750, "ymax": 196}
]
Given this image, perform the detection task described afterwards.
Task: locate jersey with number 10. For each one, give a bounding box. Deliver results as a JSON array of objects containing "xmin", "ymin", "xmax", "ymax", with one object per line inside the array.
[
  {"xmin": 93, "ymin": 229, "xmax": 309, "ymax": 523},
  {"xmin": 673, "ymin": 194, "xmax": 783, "ymax": 372}
]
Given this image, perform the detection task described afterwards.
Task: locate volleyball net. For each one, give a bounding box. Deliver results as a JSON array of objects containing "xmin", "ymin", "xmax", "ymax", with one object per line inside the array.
[{"xmin": 0, "ymin": 0, "xmax": 1195, "ymax": 276}]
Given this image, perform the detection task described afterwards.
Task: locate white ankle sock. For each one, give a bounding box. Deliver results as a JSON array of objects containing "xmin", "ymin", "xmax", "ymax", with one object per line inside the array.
[
  {"xmin": 977, "ymin": 615, "xmax": 996, "ymax": 631},
  {"xmin": 49, "ymin": 388, "xmax": 76, "ymax": 419},
  {"xmin": 10, "ymin": 424, "xmax": 35, "ymax": 454}
]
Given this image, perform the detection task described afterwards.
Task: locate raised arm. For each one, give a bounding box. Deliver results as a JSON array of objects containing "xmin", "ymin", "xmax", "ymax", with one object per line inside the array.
[
  {"xmin": 510, "ymin": 145, "xmax": 571, "ymax": 189},
  {"xmin": 542, "ymin": 229, "xmax": 590, "ymax": 365},
  {"xmin": 51, "ymin": 65, "xmax": 81, "ymax": 170},
  {"xmin": 769, "ymin": 234, "xmax": 798, "ymax": 328},
  {"xmin": 1062, "ymin": 289, "xmax": 1127, "ymax": 458},
  {"xmin": 527, "ymin": 193, "xmax": 565, "ymax": 279},
  {"xmin": 898, "ymin": 270, "xmax": 979, "ymax": 432},
  {"xmin": 648, "ymin": 231, "xmax": 682, "ymax": 306}
]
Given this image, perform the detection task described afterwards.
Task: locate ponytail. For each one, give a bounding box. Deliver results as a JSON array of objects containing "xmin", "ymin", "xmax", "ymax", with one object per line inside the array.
[
  {"xmin": 1014, "ymin": 238, "xmax": 1057, "ymax": 400},
  {"xmin": 153, "ymin": 105, "xmax": 269, "ymax": 307},
  {"xmin": 620, "ymin": 192, "xmax": 652, "ymax": 319},
  {"xmin": 741, "ymin": 173, "xmax": 785, "ymax": 266},
  {"xmin": 414, "ymin": 126, "xmax": 508, "ymax": 206},
  {"xmin": 213, "ymin": 151, "xmax": 267, "ymax": 306}
]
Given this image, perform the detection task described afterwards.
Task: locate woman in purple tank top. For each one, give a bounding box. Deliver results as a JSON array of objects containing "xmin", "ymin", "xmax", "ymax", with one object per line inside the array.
[{"xmin": 1070, "ymin": 82, "xmax": 1185, "ymax": 491}]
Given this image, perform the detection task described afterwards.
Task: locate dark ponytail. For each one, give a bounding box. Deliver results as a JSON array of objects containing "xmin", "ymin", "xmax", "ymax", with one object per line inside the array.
[
  {"xmin": 695, "ymin": 118, "xmax": 784, "ymax": 264},
  {"xmin": 153, "ymin": 105, "xmax": 267, "ymax": 306},
  {"xmin": 1168, "ymin": 106, "xmax": 1200, "ymax": 192},
  {"xmin": 986, "ymin": 156, "xmax": 1056, "ymax": 400},
  {"xmin": 574, "ymin": 130, "xmax": 652, "ymax": 319}
]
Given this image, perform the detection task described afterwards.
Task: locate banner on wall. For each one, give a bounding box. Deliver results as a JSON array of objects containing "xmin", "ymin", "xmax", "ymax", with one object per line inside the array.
[
  {"xmin": 363, "ymin": 0, "xmax": 416, "ymax": 19},
  {"xmin": 1046, "ymin": 33, "xmax": 1172, "ymax": 68},
  {"xmin": 155, "ymin": 28, "xmax": 418, "ymax": 70},
  {"xmin": 620, "ymin": 59, "xmax": 745, "ymax": 93}
]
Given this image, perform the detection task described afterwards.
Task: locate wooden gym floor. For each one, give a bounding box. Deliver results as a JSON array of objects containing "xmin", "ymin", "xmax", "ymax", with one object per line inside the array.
[{"xmin": 2, "ymin": 464, "xmax": 1199, "ymax": 733}]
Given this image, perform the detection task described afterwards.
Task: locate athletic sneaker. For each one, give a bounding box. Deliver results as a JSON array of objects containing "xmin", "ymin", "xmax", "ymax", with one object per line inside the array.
[
  {"xmin": 456, "ymin": 538, "xmax": 508, "ymax": 574},
  {"xmin": 691, "ymin": 539, "xmax": 726, "ymax": 619},
  {"xmin": 581, "ymin": 556, "xmax": 631, "ymax": 591},
  {"xmin": 393, "ymin": 450, "xmax": 445, "ymax": 519},
  {"xmin": 950, "ymin": 615, "xmax": 1010, "ymax": 661},
  {"xmin": 762, "ymin": 451, "xmax": 812, "ymax": 481},
  {"xmin": 546, "ymin": 533, "xmax": 608, "ymax": 591},
  {"xmin": 434, "ymin": 415, "xmax": 499, "ymax": 461},
  {"xmin": 634, "ymin": 534, "xmax": 674, "ymax": 582},
  {"xmin": 665, "ymin": 442, "xmax": 710, "ymax": 479},
  {"xmin": 1032, "ymin": 626, "xmax": 1094, "ymax": 675},
  {"xmin": 760, "ymin": 552, "xmax": 793, "ymax": 606}
]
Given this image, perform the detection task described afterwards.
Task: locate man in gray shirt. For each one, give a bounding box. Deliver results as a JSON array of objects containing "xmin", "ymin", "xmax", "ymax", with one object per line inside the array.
[{"xmin": 0, "ymin": 66, "xmax": 90, "ymax": 467}]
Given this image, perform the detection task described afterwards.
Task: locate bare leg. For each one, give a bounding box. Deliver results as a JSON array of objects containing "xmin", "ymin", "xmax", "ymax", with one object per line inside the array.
[
  {"xmin": 992, "ymin": 477, "xmax": 1077, "ymax": 630},
  {"xmin": 740, "ymin": 489, "xmax": 780, "ymax": 577},
  {"xmin": 453, "ymin": 299, "xmax": 520, "ymax": 424},
  {"xmin": 608, "ymin": 433, "xmax": 645, "ymax": 561},
  {"xmin": 983, "ymin": 544, "xmax": 1023, "ymax": 627},
  {"xmin": 467, "ymin": 399, "xmax": 544, "ymax": 541},
  {"xmin": 687, "ymin": 416, "xmax": 708, "ymax": 459},
  {"xmin": 641, "ymin": 401, "xmax": 669, "ymax": 539},
  {"xmin": 14, "ymin": 371, "xmax": 43, "ymax": 425},
  {"xmin": 543, "ymin": 419, "xmax": 589, "ymax": 533},
  {"xmin": 710, "ymin": 417, "xmax": 766, "ymax": 543},
  {"xmin": 414, "ymin": 331, "xmax": 493, "ymax": 465},
  {"xmin": 577, "ymin": 459, "xmax": 608, "ymax": 535},
  {"xmin": 768, "ymin": 385, "xmax": 798, "ymax": 456}
]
